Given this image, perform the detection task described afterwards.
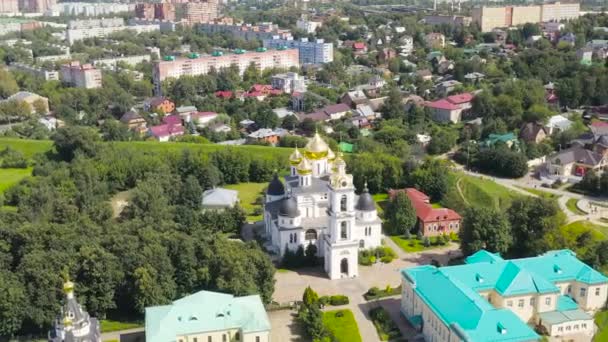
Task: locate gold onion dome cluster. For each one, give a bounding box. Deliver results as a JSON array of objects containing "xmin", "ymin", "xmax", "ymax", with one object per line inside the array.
[
  {"xmin": 332, "ymin": 152, "xmax": 346, "ymax": 172},
  {"xmin": 304, "ymin": 132, "xmax": 329, "ymax": 160},
  {"xmin": 289, "ymin": 146, "xmax": 303, "ymax": 166},
  {"xmin": 296, "ymin": 157, "xmax": 312, "ymax": 175}
]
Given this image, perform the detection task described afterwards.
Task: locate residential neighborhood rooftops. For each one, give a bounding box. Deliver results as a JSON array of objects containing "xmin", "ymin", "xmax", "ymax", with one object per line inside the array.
[
  {"xmin": 426, "ymin": 98, "xmax": 460, "ymax": 110},
  {"xmin": 549, "ymin": 146, "xmax": 604, "ymax": 167}
]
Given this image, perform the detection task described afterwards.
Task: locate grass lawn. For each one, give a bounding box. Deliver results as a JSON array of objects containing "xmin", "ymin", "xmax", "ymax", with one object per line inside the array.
[
  {"xmin": 322, "ymin": 309, "xmax": 362, "ymax": 342},
  {"xmin": 456, "ymin": 174, "xmax": 521, "ymax": 211},
  {"xmin": 513, "ymin": 186, "xmax": 558, "ymax": 200},
  {"xmin": 561, "ymin": 221, "xmax": 608, "ymax": 241},
  {"xmin": 372, "ymin": 193, "xmax": 388, "ymax": 214},
  {"xmin": 566, "ymin": 198, "xmax": 587, "ymax": 215},
  {"xmin": 224, "ymin": 182, "xmax": 267, "ymax": 222},
  {"xmin": 0, "ymin": 167, "xmax": 32, "ymax": 193},
  {"xmin": 595, "ymin": 310, "xmax": 608, "ymax": 342},
  {"xmin": 0, "ymin": 138, "xmax": 53, "ymax": 158},
  {"xmin": 100, "ymin": 319, "xmax": 143, "ymax": 333},
  {"xmin": 390, "ymin": 236, "xmax": 452, "ymax": 253}
]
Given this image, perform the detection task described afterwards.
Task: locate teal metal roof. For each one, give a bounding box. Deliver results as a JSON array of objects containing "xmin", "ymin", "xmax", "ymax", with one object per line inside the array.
[
  {"xmin": 539, "ymin": 309, "xmax": 592, "ymax": 325},
  {"xmin": 145, "ymin": 291, "xmax": 271, "ymax": 342},
  {"xmin": 495, "ymin": 262, "xmax": 558, "ymax": 296},
  {"xmin": 401, "ymin": 249, "xmax": 608, "ymax": 342},
  {"xmin": 466, "ymin": 250, "xmax": 504, "ymax": 264},
  {"xmin": 557, "ymin": 295, "xmax": 578, "ymax": 312},
  {"xmin": 402, "ymin": 266, "xmax": 538, "ymax": 341}
]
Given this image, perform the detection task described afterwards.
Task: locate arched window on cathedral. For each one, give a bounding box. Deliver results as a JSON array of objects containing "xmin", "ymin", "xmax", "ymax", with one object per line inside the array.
[
  {"xmin": 289, "ymin": 234, "xmax": 293, "ymax": 243},
  {"xmin": 340, "ymin": 221, "xmax": 347, "ymax": 239},
  {"xmin": 305, "ymin": 229, "xmax": 317, "ymax": 240},
  {"xmin": 340, "ymin": 195, "xmax": 347, "ymax": 212},
  {"xmin": 359, "ymin": 239, "xmax": 365, "ymax": 248}
]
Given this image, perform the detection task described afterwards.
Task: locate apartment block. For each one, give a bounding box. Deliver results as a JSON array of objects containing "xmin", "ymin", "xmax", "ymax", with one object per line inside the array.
[
  {"xmin": 199, "ymin": 21, "xmax": 292, "ymax": 41},
  {"xmin": 9, "ymin": 62, "xmax": 60, "ymax": 81},
  {"xmin": 401, "ymin": 249, "xmax": 607, "ymax": 342},
  {"xmin": 135, "ymin": 3, "xmax": 175, "ymax": 22},
  {"xmin": 0, "ymin": 0, "xmax": 19, "ymax": 14},
  {"xmin": 60, "ymin": 61, "xmax": 102, "ymax": 89},
  {"xmin": 423, "ymin": 15, "xmax": 472, "ymax": 26},
  {"xmin": 152, "ymin": 48, "xmax": 299, "ymax": 95},
  {"xmin": 296, "ymin": 18, "xmax": 322, "ymax": 33},
  {"xmin": 0, "ymin": 18, "xmax": 41, "ymax": 36},
  {"xmin": 50, "ymin": 2, "xmax": 132, "ymax": 17},
  {"xmin": 263, "ymin": 38, "xmax": 333, "ymax": 64},
  {"xmin": 19, "ymin": 0, "xmax": 56, "ymax": 13},
  {"xmin": 473, "ymin": 2, "xmax": 580, "ymax": 32},
  {"xmin": 184, "ymin": 0, "xmax": 219, "ymax": 25},
  {"xmin": 66, "ymin": 18, "xmax": 160, "ymax": 45},
  {"xmin": 271, "ymin": 72, "xmax": 306, "ymax": 94}
]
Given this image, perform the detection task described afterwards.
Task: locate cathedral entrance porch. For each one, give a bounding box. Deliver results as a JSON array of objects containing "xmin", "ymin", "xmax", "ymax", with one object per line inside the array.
[{"xmin": 340, "ymin": 258, "xmax": 349, "ymax": 276}]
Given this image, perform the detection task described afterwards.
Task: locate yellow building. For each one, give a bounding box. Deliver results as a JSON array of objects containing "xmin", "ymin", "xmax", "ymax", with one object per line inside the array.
[{"xmin": 473, "ymin": 2, "xmax": 580, "ymax": 32}]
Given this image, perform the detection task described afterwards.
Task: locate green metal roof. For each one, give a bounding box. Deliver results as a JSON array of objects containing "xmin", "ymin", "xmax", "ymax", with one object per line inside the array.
[
  {"xmin": 339, "ymin": 142, "xmax": 354, "ymax": 153},
  {"xmin": 145, "ymin": 291, "xmax": 271, "ymax": 342}
]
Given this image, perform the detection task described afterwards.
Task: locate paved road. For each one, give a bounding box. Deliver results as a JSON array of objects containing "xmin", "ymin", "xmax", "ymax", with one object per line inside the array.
[{"xmin": 273, "ymin": 239, "xmax": 460, "ymax": 341}]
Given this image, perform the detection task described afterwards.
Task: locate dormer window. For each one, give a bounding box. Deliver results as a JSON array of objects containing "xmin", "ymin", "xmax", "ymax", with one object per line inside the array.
[
  {"xmin": 497, "ymin": 322, "xmax": 507, "ymax": 334},
  {"xmin": 475, "ymin": 273, "xmax": 484, "ymax": 283},
  {"xmin": 553, "ymin": 264, "xmax": 562, "ymax": 274}
]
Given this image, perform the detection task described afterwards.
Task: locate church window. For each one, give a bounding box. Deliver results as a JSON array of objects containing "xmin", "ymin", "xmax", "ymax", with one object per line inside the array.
[
  {"xmin": 359, "ymin": 240, "xmax": 365, "ymax": 248},
  {"xmin": 289, "ymin": 234, "xmax": 293, "ymax": 243},
  {"xmin": 317, "ymin": 164, "xmax": 320, "ymax": 174},
  {"xmin": 341, "ymin": 222, "xmax": 348, "ymax": 239},
  {"xmin": 305, "ymin": 229, "xmax": 317, "ymax": 240},
  {"xmin": 294, "ymin": 234, "xmax": 298, "ymax": 243},
  {"xmin": 208, "ymin": 337, "xmax": 212, "ymax": 342},
  {"xmin": 290, "ymin": 220, "xmax": 293, "ymax": 225},
  {"xmin": 340, "ymin": 195, "xmax": 347, "ymax": 211}
]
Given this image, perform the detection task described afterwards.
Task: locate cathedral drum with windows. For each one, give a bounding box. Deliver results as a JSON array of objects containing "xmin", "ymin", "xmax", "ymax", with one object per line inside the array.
[{"xmin": 263, "ymin": 133, "xmax": 382, "ymax": 279}]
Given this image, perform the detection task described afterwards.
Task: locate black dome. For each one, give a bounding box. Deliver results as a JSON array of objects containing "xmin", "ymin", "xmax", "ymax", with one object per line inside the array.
[
  {"xmin": 279, "ymin": 197, "xmax": 299, "ymax": 218},
  {"xmin": 356, "ymin": 185, "xmax": 375, "ymax": 211},
  {"xmin": 267, "ymin": 174, "xmax": 285, "ymax": 196}
]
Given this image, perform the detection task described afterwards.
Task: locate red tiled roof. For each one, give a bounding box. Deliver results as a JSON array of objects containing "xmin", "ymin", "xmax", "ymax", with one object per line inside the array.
[
  {"xmin": 353, "ymin": 42, "xmax": 366, "ymax": 50},
  {"xmin": 425, "ymin": 99, "xmax": 460, "ymax": 110},
  {"xmin": 162, "ymin": 114, "xmax": 182, "ymax": 126},
  {"xmin": 446, "ymin": 93, "xmax": 474, "ymax": 104},
  {"xmin": 389, "ymin": 188, "xmax": 461, "ymax": 223},
  {"xmin": 215, "ymin": 91, "xmax": 233, "ymax": 98},
  {"xmin": 195, "ymin": 111, "xmax": 218, "ymax": 118},
  {"xmin": 150, "ymin": 123, "xmax": 184, "ymax": 138},
  {"xmin": 591, "ymin": 121, "xmax": 608, "ymax": 127}
]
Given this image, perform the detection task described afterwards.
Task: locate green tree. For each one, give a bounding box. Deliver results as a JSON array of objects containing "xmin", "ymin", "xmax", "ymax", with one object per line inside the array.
[
  {"xmin": 384, "ymin": 192, "xmax": 417, "ymax": 236},
  {"xmin": 459, "ymin": 207, "xmax": 512, "ymax": 256},
  {"xmin": 0, "ymin": 69, "xmax": 18, "ymax": 99},
  {"xmin": 508, "ymin": 197, "xmax": 565, "ymax": 257},
  {"xmin": 410, "ymin": 159, "xmax": 449, "ymax": 202},
  {"xmin": 381, "ymin": 87, "xmax": 404, "ymax": 120},
  {"xmin": 52, "ymin": 126, "xmax": 101, "ymax": 161},
  {"xmin": 303, "ymin": 286, "xmax": 319, "ymax": 307},
  {"xmin": 0, "ymin": 270, "xmax": 25, "ymax": 336}
]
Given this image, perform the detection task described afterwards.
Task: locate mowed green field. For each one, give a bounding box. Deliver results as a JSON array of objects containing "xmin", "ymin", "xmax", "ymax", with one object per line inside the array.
[
  {"xmin": 0, "ymin": 167, "xmax": 33, "ymax": 193},
  {"xmin": 457, "ymin": 174, "xmax": 521, "ymax": 211},
  {"xmin": 224, "ymin": 182, "xmax": 267, "ymax": 222},
  {"xmin": 0, "ymin": 138, "xmax": 53, "ymax": 158}
]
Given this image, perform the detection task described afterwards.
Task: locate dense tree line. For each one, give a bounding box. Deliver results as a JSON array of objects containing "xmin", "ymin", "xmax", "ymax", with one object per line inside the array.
[{"xmin": 0, "ymin": 127, "xmax": 281, "ymax": 337}]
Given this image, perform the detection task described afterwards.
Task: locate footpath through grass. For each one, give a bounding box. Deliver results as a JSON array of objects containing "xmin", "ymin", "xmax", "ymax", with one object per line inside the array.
[
  {"xmin": 322, "ymin": 309, "xmax": 362, "ymax": 342},
  {"xmin": 566, "ymin": 198, "xmax": 587, "ymax": 215},
  {"xmin": 455, "ymin": 173, "xmax": 521, "ymax": 211},
  {"xmin": 0, "ymin": 167, "xmax": 32, "ymax": 193}
]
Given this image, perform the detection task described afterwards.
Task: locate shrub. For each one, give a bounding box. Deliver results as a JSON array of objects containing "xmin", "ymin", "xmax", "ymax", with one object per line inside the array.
[
  {"xmin": 335, "ymin": 310, "xmax": 345, "ymax": 317},
  {"xmin": 0, "ymin": 147, "xmax": 27, "ymax": 168},
  {"xmin": 380, "ymin": 255, "xmax": 393, "ymax": 263},
  {"xmin": 319, "ymin": 296, "xmax": 329, "ymax": 307},
  {"xmin": 423, "ymin": 237, "xmax": 431, "ymax": 247},
  {"xmin": 329, "ymin": 295, "xmax": 349, "ymax": 306},
  {"xmin": 367, "ymin": 287, "xmax": 380, "ymax": 297}
]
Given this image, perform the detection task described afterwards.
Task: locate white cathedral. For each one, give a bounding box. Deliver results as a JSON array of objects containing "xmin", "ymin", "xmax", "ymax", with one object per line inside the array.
[{"xmin": 263, "ymin": 133, "xmax": 382, "ymax": 279}]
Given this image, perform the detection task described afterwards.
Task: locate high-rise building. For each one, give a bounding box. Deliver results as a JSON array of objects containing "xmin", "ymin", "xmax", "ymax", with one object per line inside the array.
[
  {"xmin": 199, "ymin": 20, "xmax": 292, "ymax": 41},
  {"xmin": 184, "ymin": 0, "xmax": 219, "ymax": 25},
  {"xmin": 0, "ymin": 0, "xmax": 19, "ymax": 13},
  {"xmin": 135, "ymin": 3, "xmax": 176, "ymax": 21},
  {"xmin": 60, "ymin": 61, "xmax": 103, "ymax": 89},
  {"xmin": 19, "ymin": 0, "xmax": 56, "ymax": 13},
  {"xmin": 66, "ymin": 18, "xmax": 160, "ymax": 45},
  {"xmin": 472, "ymin": 2, "xmax": 580, "ymax": 32},
  {"xmin": 263, "ymin": 38, "xmax": 333, "ymax": 64},
  {"xmin": 152, "ymin": 48, "xmax": 299, "ymax": 95}
]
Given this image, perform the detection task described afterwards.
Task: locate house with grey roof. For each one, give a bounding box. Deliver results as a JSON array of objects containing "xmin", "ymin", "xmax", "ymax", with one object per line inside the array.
[
  {"xmin": 202, "ymin": 188, "xmax": 239, "ymax": 210},
  {"xmin": 545, "ymin": 145, "xmax": 606, "ymax": 180}
]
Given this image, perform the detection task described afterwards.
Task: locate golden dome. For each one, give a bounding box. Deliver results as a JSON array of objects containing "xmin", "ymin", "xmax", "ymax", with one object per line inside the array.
[
  {"xmin": 304, "ymin": 132, "xmax": 329, "ymax": 160},
  {"xmin": 296, "ymin": 157, "xmax": 312, "ymax": 175},
  {"xmin": 327, "ymin": 148, "xmax": 336, "ymax": 161},
  {"xmin": 289, "ymin": 147, "xmax": 303, "ymax": 166},
  {"xmin": 332, "ymin": 152, "xmax": 346, "ymax": 173}
]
